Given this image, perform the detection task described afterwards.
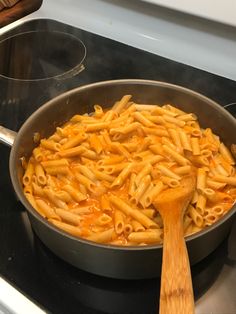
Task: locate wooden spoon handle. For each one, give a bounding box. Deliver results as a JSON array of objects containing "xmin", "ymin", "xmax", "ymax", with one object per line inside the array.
[{"xmin": 159, "ymin": 215, "xmax": 194, "ymax": 314}]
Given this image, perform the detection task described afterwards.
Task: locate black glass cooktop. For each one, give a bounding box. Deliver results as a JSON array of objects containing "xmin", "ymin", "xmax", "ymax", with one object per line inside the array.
[{"xmin": 0, "ymin": 19, "xmax": 236, "ymax": 314}]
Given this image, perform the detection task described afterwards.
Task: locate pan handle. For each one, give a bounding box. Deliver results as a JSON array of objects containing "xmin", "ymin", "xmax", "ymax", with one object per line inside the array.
[{"xmin": 0, "ymin": 126, "xmax": 17, "ymax": 147}]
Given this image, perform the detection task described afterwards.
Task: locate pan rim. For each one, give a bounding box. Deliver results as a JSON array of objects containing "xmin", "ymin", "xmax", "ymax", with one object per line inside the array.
[{"xmin": 10, "ymin": 78, "xmax": 236, "ymax": 252}]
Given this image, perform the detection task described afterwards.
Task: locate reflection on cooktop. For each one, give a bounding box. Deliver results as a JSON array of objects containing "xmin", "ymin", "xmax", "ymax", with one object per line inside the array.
[
  {"xmin": 35, "ymin": 235, "xmax": 227, "ymax": 314},
  {"xmin": 0, "ymin": 30, "xmax": 86, "ymax": 81}
]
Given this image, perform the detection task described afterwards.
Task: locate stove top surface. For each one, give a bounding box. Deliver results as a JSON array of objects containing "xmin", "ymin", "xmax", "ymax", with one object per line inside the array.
[{"xmin": 0, "ymin": 19, "xmax": 236, "ymax": 314}]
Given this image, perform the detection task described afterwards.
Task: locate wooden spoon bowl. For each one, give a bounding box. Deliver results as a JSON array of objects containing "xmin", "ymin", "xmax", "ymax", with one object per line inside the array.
[{"xmin": 154, "ymin": 175, "xmax": 196, "ymax": 314}]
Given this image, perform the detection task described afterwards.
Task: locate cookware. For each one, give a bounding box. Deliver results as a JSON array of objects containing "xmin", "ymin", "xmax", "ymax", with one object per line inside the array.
[
  {"xmin": 154, "ymin": 175, "xmax": 196, "ymax": 314},
  {"xmin": 0, "ymin": 79, "xmax": 235, "ymax": 279}
]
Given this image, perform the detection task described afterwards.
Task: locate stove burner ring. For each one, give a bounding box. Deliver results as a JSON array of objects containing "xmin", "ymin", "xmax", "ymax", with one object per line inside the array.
[{"xmin": 0, "ymin": 30, "xmax": 86, "ymax": 81}]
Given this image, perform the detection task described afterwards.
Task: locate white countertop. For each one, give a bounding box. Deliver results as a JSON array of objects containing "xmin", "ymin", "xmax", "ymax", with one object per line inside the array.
[{"xmin": 1, "ymin": 0, "xmax": 236, "ymax": 81}]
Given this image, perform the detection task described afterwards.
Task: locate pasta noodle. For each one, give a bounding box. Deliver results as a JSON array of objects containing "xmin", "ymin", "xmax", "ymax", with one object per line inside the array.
[{"xmin": 22, "ymin": 95, "xmax": 236, "ymax": 246}]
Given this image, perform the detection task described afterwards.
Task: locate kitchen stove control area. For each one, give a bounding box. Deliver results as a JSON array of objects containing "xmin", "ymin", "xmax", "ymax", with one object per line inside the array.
[{"xmin": 0, "ymin": 19, "xmax": 235, "ymax": 314}]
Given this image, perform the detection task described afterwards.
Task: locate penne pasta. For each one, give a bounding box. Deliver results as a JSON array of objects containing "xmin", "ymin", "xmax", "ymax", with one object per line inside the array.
[
  {"xmin": 42, "ymin": 159, "xmax": 69, "ymax": 168},
  {"xmin": 100, "ymin": 195, "xmax": 111, "ymax": 212},
  {"xmin": 49, "ymin": 219, "xmax": 82, "ymax": 237},
  {"xmin": 188, "ymin": 205, "xmax": 204, "ymax": 227},
  {"xmin": 152, "ymin": 106, "xmax": 177, "ymax": 117},
  {"xmin": 62, "ymin": 185, "xmax": 87, "ymax": 203},
  {"xmin": 35, "ymin": 199, "xmax": 61, "ymax": 221},
  {"xmin": 44, "ymin": 188, "xmax": 68, "ymax": 209},
  {"xmin": 110, "ymin": 122, "xmax": 141, "ymax": 135},
  {"xmin": 205, "ymin": 191, "xmax": 233, "ymax": 203},
  {"xmin": 206, "ymin": 179, "xmax": 226, "ymax": 190},
  {"xmin": 191, "ymin": 137, "xmax": 201, "ymax": 156},
  {"xmin": 96, "ymin": 213, "xmax": 113, "ymax": 226},
  {"xmin": 168, "ymin": 128, "xmax": 182, "ymax": 149},
  {"xmin": 59, "ymin": 146, "xmax": 86, "ymax": 157},
  {"xmin": 93, "ymin": 169, "xmax": 115, "ymax": 183},
  {"xmin": 70, "ymin": 206, "xmax": 92, "ymax": 214},
  {"xmin": 135, "ymin": 163, "xmax": 152, "ymax": 185},
  {"xmin": 54, "ymin": 190, "xmax": 72, "ymax": 203},
  {"xmin": 35, "ymin": 163, "xmax": 47, "ymax": 186},
  {"xmin": 179, "ymin": 130, "xmax": 192, "ymax": 151},
  {"xmin": 62, "ymin": 133, "xmax": 87, "ymax": 149},
  {"xmin": 130, "ymin": 175, "xmax": 151, "ymax": 204},
  {"xmin": 124, "ymin": 223, "xmax": 133, "ymax": 235},
  {"xmin": 112, "ymin": 95, "xmax": 132, "ymax": 113},
  {"xmin": 110, "ymin": 142, "xmax": 131, "ymax": 158},
  {"xmin": 131, "ymin": 220, "xmax": 145, "ymax": 232},
  {"xmin": 81, "ymin": 148, "xmax": 97, "ymax": 160},
  {"xmin": 196, "ymin": 194, "xmax": 207, "ymax": 215},
  {"xmin": 128, "ymin": 230, "xmax": 163, "ymax": 244},
  {"xmin": 219, "ymin": 143, "xmax": 235, "ymax": 165},
  {"xmin": 114, "ymin": 210, "xmax": 125, "ymax": 234},
  {"xmin": 33, "ymin": 147, "xmax": 43, "ymax": 162},
  {"xmin": 44, "ymin": 166, "xmax": 70, "ymax": 176},
  {"xmin": 89, "ymin": 134, "xmax": 103, "ymax": 154},
  {"xmin": 160, "ymin": 176, "xmax": 180, "ymax": 188},
  {"xmin": 178, "ymin": 113, "xmax": 197, "ymax": 121},
  {"xmin": 140, "ymin": 181, "xmax": 164, "ymax": 207},
  {"xmin": 85, "ymin": 122, "xmax": 109, "ymax": 132},
  {"xmin": 55, "ymin": 207, "xmax": 81, "ymax": 225},
  {"xmin": 173, "ymin": 165, "xmax": 192, "ymax": 175},
  {"xmin": 211, "ymin": 205, "xmax": 224, "ymax": 217},
  {"xmin": 156, "ymin": 164, "xmax": 181, "ymax": 180},
  {"xmin": 40, "ymin": 139, "xmax": 61, "ymax": 152},
  {"xmin": 162, "ymin": 145, "xmax": 190, "ymax": 166},
  {"xmin": 75, "ymin": 164, "xmax": 97, "ymax": 182},
  {"xmin": 109, "ymin": 195, "xmax": 158, "ymax": 229},
  {"xmin": 140, "ymin": 209, "xmax": 156, "ymax": 219},
  {"xmin": 23, "ymin": 161, "xmax": 34, "ymax": 186},
  {"xmin": 142, "ymin": 127, "xmax": 169, "ymax": 137},
  {"xmin": 22, "ymin": 95, "xmax": 236, "ymax": 246},
  {"xmin": 25, "ymin": 193, "xmax": 44, "ymax": 216},
  {"xmin": 196, "ymin": 168, "xmax": 206, "ymax": 193},
  {"xmin": 97, "ymin": 155, "xmax": 124, "ymax": 165},
  {"xmin": 86, "ymin": 228, "xmax": 114, "ymax": 243},
  {"xmin": 133, "ymin": 111, "xmax": 154, "ymax": 127},
  {"xmin": 75, "ymin": 173, "xmax": 96, "ymax": 192},
  {"xmin": 98, "ymin": 163, "xmax": 128, "ymax": 175},
  {"xmin": 111, "ymin": 163, "xmax": 133, "ymax": 188},
  {"xmin": 213, "ymin": 175, "xmax": 236, "ymax": 186},
  {"xmin": 94, "ymin": 104, "xmax": 104, "ymax": 117},
  {"xmin": 162, "ymin": 114, "xmax": 185, "ymax": 127}
]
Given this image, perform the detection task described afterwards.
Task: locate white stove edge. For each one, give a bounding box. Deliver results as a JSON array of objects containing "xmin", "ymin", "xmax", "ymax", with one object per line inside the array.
[
  {"xmin": 0, "ymin": 277, "xmax": 46, "ymax": 314},
  {"xmin": 141, "ymin": 0, "xmax": 236, "ymax": 28},
  {"xmin": 1, "ymin": 0, "xmax": 236, "ymax": 81}
]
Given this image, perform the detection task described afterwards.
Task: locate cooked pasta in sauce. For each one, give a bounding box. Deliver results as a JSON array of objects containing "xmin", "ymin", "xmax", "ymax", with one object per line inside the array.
[{"xmin": 22, "ymin": 95, "xmax": 236, "ymax": 245}]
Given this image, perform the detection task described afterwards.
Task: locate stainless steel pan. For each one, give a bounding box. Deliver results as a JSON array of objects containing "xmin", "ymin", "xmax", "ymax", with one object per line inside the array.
[{"xmin": 0, "ymin": 79, "xmax": 235, "ymax": 279}]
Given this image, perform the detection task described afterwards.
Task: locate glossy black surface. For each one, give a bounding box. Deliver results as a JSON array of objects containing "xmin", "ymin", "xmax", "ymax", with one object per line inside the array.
[{"xmin": 0, "ymin": 19, "xmax": 236, "ymax": 313}]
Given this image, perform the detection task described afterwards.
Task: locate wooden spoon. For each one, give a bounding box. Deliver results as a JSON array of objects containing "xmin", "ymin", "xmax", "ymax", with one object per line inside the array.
[{"xmin": 154, "ymin": 175, "xmax": 196, "ymax": 314}]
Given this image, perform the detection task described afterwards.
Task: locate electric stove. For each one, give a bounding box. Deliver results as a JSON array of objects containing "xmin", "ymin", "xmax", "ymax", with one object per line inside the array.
[{"xmin": 0, "ymin": 19, "xmax": 235, "ymax": 314}]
